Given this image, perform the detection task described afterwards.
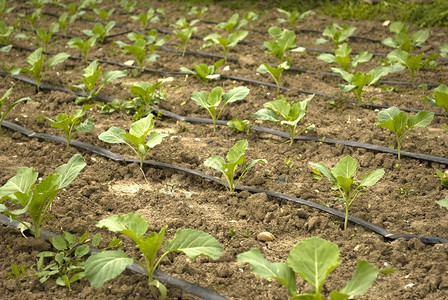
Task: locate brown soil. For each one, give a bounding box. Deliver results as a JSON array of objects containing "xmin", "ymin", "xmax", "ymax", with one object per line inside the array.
[{"xmin": 1, "ymin": 1, "xmax": 448, "ymax": 300}]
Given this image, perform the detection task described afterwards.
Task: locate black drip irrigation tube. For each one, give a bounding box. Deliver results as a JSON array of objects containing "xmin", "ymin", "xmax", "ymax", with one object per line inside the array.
[
  {"xmin": 0, "ymin": 214, "xmax": 229, "ymax": 300},
  {"xmin": 2, "ymin": 118, "xmax": 448, "ymax": 246}
]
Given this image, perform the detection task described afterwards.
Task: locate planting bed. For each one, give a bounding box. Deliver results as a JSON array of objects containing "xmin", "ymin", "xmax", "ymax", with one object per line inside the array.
[{"xmin": 1, "ymin": 1, "xmax": 448, "ymax": 299}]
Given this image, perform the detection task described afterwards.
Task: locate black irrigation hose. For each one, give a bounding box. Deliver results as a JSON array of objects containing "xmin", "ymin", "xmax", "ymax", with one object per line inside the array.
[
  {"xmin": 0, "ymin": 214, "xmax": 229, "ymax": 300},
  {"xmin": 3, "ymin": 71, "xmax": 448, "ymax": 165},
  {"xmin": 2, "ymin": 119, "xmax": 448, "ymax": 246}
]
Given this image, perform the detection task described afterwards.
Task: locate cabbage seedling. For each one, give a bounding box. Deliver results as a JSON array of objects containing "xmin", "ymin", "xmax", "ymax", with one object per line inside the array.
[
  {"xmin": 190, "ymin": 86, "xmax": 249, "ymax": 131},
  {"xmin": 21, "ymin": 8, "xmax": 41, "ymax": 30},
  {"xmin": 71, "ymin": 59, "xmax": 127, "ymax": 104},
  {"xmin": 16, "ymin": 47, "xmax": 70, "ymax": 92},
  {"xmin": 316, "ymin": 23, "xmax": 357, "ymax": 49},
  {"xmin": 93, "ymin": 8, "xmax": 115, "ymax": 23},
  {"xmin": 172, "ymin": 17, "xmax": 199, "ymax": 56},
  {"xmin": 128, "ymin": 77, "xmax": 173, "ymax": 120},
  {"xmin": 254, "ymin": 94, "xmax": 314, "ymax": 145},
  {"xmin": 386, "ymin": 49, "xmax": 438, "ymax": 84},
  {"xmin": 427, "ymin": 84, "xmax": 448, "ymax": 114},
  {"xmin": 204, "ymin": 139, "xmax": 267, "ymax": 192},
  {"xmin": 257, "ymin": 61, "xmax": 290, "ymax": 95},
  {"xmin": 35, "ymin": 231, "xmax": 101, "ymax": 291},
  {"xmin": 120, "ymin": 0, "xmax": 136, "ymax": 13},
  {"xmin": 203, "ymin": 30, "xmax": 248, "ymax": 60},
  {"xmin": 85, "ymin": 213, "xmax": 222, "ymax": 299},
  {"xmin": 332, "ymin": 65, "xmax": 392, "ymax": 104},
  {"xmin": 309, "ymin": 155, "xmax": 384, "ymax": 230},
  {"xmin": 115, "ymin": 31, "xmax": 166, "ymax": 74},
  {"xmin": 436, "ymin": 169, "xmax": 448, "ymax": 189},
  {"xmin": 67, "ymin": 36, "xmax": 98, "ymax": 64},
  {"xmin": 0, "ymin": 0, "xmax": 14, "ymax": 17},
  {"xmin": 375, "ymin": 107, "xmax": 434, "ymax": 161},
  {"xmin": 0, "ymin": 21, "xmax": 14, "ymax": 44},
  {"xmin": 36, "ymin": 23, "xmax": 59, "ymax": 52},
  {"xmin": 263, "ymin": 26, "xmax": 304, "ymax": 63},
  {"xmin": 318, "ymin": 43, "xmax": 372, "ymax": 71},
  {"xmin": 276, "ymin": 8, "xmax": 314, "ymax": 29},
  {"xmin": 188, "ymin": 6, "xmax": 208, "ymax": 19},
  {"xmin": 180, "ymin": 59, "xmax": 224, "ymax": 82},
  {"xmin": 382, "ymin": 21, "xmax": 429, "ymax": 53},
  {"xmin": 82, "ymin": 21, "xmax": 116, "ymax": 43},
  {"xmin": 0, "ymin": 154, "xmax": 86, "ymax": 238},
  {"xmin": 216, "ymin": 13, "xmax": 247, "ymax": 34},
  {"xmin": 130, "ymin": 8, "xmax": 159, "ymax": 29},
  {"xmin": 98, "ymin": 114, "xmax": 163, "ymax": 171},
  {"xmin": 0, "ymin": 86, "xmax": 31, "ymax": 133},
  {"xmin": 238, "ymin": 237, "xmax": 379, "ymax": 298},
  {"xmin": 36, "ymin": 104, "xmax": 95, "ymax": 151},
  {"xmin": 227, "ymin": 118, "xmax": 254, "ymax": 134}
]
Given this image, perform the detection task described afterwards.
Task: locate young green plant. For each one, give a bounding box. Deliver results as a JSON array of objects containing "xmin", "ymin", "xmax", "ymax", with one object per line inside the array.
[
  {"xmin": 276, "ymin": 8, "xmax": 314, "ymax": 29},
  {"xmin": 263, "ymin": 26, "xmax": 305, "ymax": 63},
  {"xmin": 216, "ymin": 13, "xmax": 247, "ymax": 34},
  {"xmin": 375, "ymin": 107, "xmax": 434, "ymax": 161},
  {"xmin": 382, "ymin": 21, "xmax": 429, "ymax": 53},
  {"xmin": 0, "ymin": 86, "xmax": 31, "ymax": 133},
  {"xmin": 204, "ymin": 139, "xmax": 266, "ymax": 192},
  {"xmin": 67, "ymin": 36, "xmax": 98, "ymax": 64},
  {"xmin": 332, "ymin": 65, "xmax": 392, "ymax": 104},
  {"xmin": 426, "ymin": 84, "xmax": 448, "ymax": 114},
  {"xmin": 316, "ymin": 23, "xmax": 357, "ymax": 49},
  {"xmin": 71, "ymin": 59, "xmax": 127, "ymax": 104},
  {"xmin": 238, "ymin": 236, "xmax": 379, "ymax": 298},
  {"xmin": 36, "ymin": 104, "xmax": 95, "ymax": 151},
  {"xmin": 130, "ymin": 8, "xmax": 160, "ymax": 29},
  {"xmin": 0, "ymin": 154, "xmax": 86, "ymax": 238},
  {"xmin": 35, "ymin": 231, "xmax": 102, "ymax": 291},
  {"xmin": 386, "ymin": 49, "xmax": 438, "ymax": 84},
  {"xmin": 257, "ymin": 61, "xmax": 290, "ymax": 95},
  {"xmin": 85, "ymin": 212, "xmax": 222, "ymax": 299},
  {"xmin": 309, "ymin": 155, "xmax": 385, "ymax": 230},
  {"xmin": 227, "ymin": 118, "xmax": 254, "ymax": 134},
  {"xmin": 82, "ymin": 21, "xmax": 116, "ymax": 43},
  {"xmin": 98, "ymin": 114, "xmax": 163, "ymax": 172},
  {"xmin": 318, "ymin": 43, "xmax": 372, "ymax": 71},
  {"xmin": 254, "ymin": 94, "xmax": 314, "ymax": 144},
  {"xmin": 202, "ymin": 30, "xmax": 248, "ymax": 60},
  {"xmin": 172, "ymin": 17, "xmax": 199, "ymax": 56},
  {"xmin": 15, "ymin": 47, "xmax": 70, "ymax": 92},
  {"xmin": 93, "ymin": 8, "xmax": 115, "ymax": 23},
  {"xmin": 180, "ymin": 59, "xmax": 224, "ymax": 82},
  {"xmin": 36, "ymin": 23, "xmax": 59, "ymax": 52},
  {"xmin": 190, "ymin": 86, "xmax": 249, "ymax": 131}
]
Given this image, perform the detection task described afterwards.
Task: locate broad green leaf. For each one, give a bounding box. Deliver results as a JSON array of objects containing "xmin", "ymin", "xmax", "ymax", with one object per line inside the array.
[
  {"xmin": 50, "ymin": 236, "xmax": 67, "ymax": 251},
  {"xmin": 85, "ymin": 250, "xmax": 134, "ymax": 288},
  {"xmin": 54, "ymin": 154, "xmax": 86, "ymax": 190},
  {"xmin": 309, "ymin": 162, "xmax": 336, "ymax": 184},
  {"xmin": 129, "ymin": 114, "xmax": 154, "ymax": 138},
  {"xmin": 204, "ymin": 155, "xmax": 226, "ymax": 173},
  {"xmin": 244, "ymin": 159, "xmax": 267, "ymax": 173},
  {"xmin": 264, "ymin": 98, "xmax": 290, "ymax": 119},
  {"xmin": 407, "ymin": 110, "xmax": 434, "ymax": 129},
  {"xmin": 98, "ymin": 126, "xmax": 128, "ymax": 144},
  {"xmin": 332, "ymin": 155, "xmax": 357, "ymax": 179},
  {"xmin": 223, "ymin": 86, "xmax": 250, "ymax": 104},
  {"xmin": 226, "ymin": 139, "xmax": 248, "ymax": 163},
  {"xmin": 287, "ymin": 237, "xmax": 341, "ymax": 293},
  {"xmin": 367, "ymin": 66, "xmax": 391, "ymax": 85},
  {"xmin": 96, "ymin": 213, "xmax": 148, "ymax": 239},
  {"xmin": 331, "ymin": 67, "xmax": 352, "ymax": 83},
  {"xmin": 26, "ymin": 47, "xmax": 44, "ymax": 66},
  {"xmin": 338, "ymin": 260, "xmax": 379, "ymax": 296},
  {"xmin": 237, "ymin": 248, "xmax": 297, "ymax": 296},
  {"xmin": 228, "ymin": 30, "xmax": 248, "ymax": 46},
  {"xmin": 46, "ymin": 52, "xmax": 70, "ymax": 68},
  {"xmin": 0, "ymin": 167, "xmax": 37, "ymax": 201},
  {"xmin": 75, "ymin": 244, "xmax": 90, "ymax": 258},
  {"xmin": 254, "ymin": 108, "xmax": 280, "ymax": 122},
  {"xmin": 75, "ymin": 117, "xmax": 95, "ymax": 132},
  {"xmin": 339, "ymin": 84, "xmax": 356, "ymax": 92},
  {"xmin": 436, "ymin": 198, "xmax": 448, "ymax": 210},
  {"xmin": 103, "ymin": 70, "xmax": 127, "ymax": 84},
  {"xmin": 359, "ymin": 169, "xmax": 385, "ymax": 187},
  {"xmin": 386, "ymin": 49, "xmax": 408, "ymax": 66},
  {"xmin": 207, "ymin": 86, "xmax": 223, "ymax": 107},
  {"xmin": 318, "ymin": 53, "xmax": 336, "ymax": 64},
  {"xmin": 190, "ymin": 91, "xmax": 209, "ymax": 108},
  {"xmin": 146, "ymin": 131, "xmax": 163, "ymax": 148},
  {"xmin": 336, "ymin": 176, "xmax": 354, "ymax": 195},
  {"xmin": 353, "ymin": 51, "xmax": 372, "ymax": 67},
  {"xmin": 433, "ymin": 84, "xmax": 448, "ymax": 111},
  {"xmin": 138, "ymin": 226, "xmax": 167, "ymax": 268},
  {"xmin": 165, "ymin": 229, "xmax": 222, "ymax": 260},
  {"xmin": 411, "ymin": 29, "xmax": 429, "ymax": 47}
]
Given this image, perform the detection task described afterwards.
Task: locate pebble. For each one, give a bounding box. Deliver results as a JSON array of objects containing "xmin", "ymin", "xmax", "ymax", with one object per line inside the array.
[{"xmin": 256, "ymin": 232, "xmax": 275, "ymax": 241}]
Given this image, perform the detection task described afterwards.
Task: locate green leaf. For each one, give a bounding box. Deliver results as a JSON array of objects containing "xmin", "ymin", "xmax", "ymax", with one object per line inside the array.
[
  {"xmin": 223, "ymin": 86, "xmax": 250, "ymax": 104},
  {"xmin": 75, "ymin": 117, "xmax": 95, "ymax": 132},
  {"xmin": 98, "ymin": 127, "xmax": 128, "ymax": 144},
  {"xmin": 204, "ymin": 155, "xmax": 226, "ymax": 174},
  {"xmin": 129, "ymin": 114, "xmax": 154, "ymax": 138},
  {"xmin": 407, "ymin": 110, "xmax": 434, "ymax": 129},
  {"xmin": 436, "ymin": 198, "xmax": 448, "ymax": 210},
  {"xmin": 387, "ymin": 49, "xmax": 408, "ymax": 66},
  {"xmin": 359, "ymin": 169, "xmax": 385, "ymax": 187},
  {"xmin": 54, "ymin": 154, "xmax": 86, "ymax": 190},
  {"xmin": 0, "ymin": 167, "xmax": 38, "ymax": 201},
  {"xmin": 146, "ymin": 131, "xmax": 163, "ymax": 148},
  {"xmin": 46, "ymin": 52, "xmax": 70, "ymax": 68},
  {"xmin": 332, "ymin": 155, "xmax": 357, "ymax": 180},
  {"xmin": 309, "ymin": 162, "xmax": 336, "ymax": 184},
  {"xmin": 237, "ymin": 248, "xmax": 297, "ymax": 296},
  {"xmin": 85, "ymin": 250, "xmax": 134, "ymax": 288},
  {"xmin": 50, "ymin": 236, "xmax": 67, "ymax": 250},
  {"xmin": 339, "ymin": 260, "xmax": 379, "ymax": 296},
  {"xmin": 75, "ymin": 244, "xmax": 90, "ymax": 257},
  {"xmin": 433, "ymin": 84, "xmax": 448, "ymax": 112},
  {"xmin": 165, "ymin": 229, "xmax": 222, "ymax": 260},
  {"xmin": 254, "ymin": 108, "xmax": 280, "ymax": 122},
  {"xmin": 103, "ymin": 70, "xmax": 127, "ymax": 84},
  {"xmin": 96, "ymin": 213, "xmax": 149, "ymax": 239},
  {"xmin": 226, "ymin": 139, "xmax": 248, "ymax": 164},
  {"xmin": 287, "ymin": 237, "xmax": 341, "ymax": 293}
]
